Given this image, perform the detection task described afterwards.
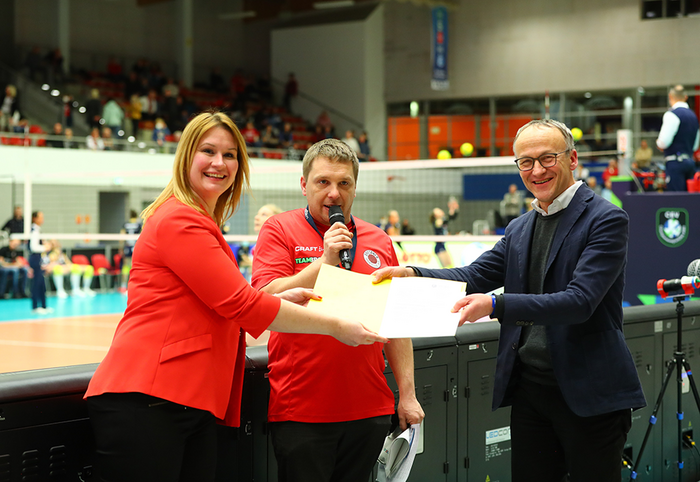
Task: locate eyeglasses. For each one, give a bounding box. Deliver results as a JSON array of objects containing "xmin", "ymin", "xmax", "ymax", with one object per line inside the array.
[{"xmin": 514, "ymin": 150, "xmax": 570, "ymax": 172}]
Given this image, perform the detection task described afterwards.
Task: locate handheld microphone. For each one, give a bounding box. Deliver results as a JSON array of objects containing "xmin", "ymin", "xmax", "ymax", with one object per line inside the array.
[
  {"xmin": 328, "ymin": 205, "xmax": 352, "ymax": 270},
  {"xmin": 656, "ymin": 276, "xmax": 700, "ymax": 298}
]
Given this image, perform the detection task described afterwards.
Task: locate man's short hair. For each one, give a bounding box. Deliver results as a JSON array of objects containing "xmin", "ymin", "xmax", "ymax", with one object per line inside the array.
[
  {"xmin": 670, "ymin": 84, "xmax": 687, "ymax": 101},
  {"xmin": 513, "ymin": 119, "xmax": 575, "ymax": 154},
  {"xmin": 302, "ymin": 138, "xmax": 359, "ymax": 181}
]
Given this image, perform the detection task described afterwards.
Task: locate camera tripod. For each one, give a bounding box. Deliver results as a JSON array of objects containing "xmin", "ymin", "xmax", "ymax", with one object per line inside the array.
[{"xmin": 630, "ymin": 295, "xmax": 700, "ymax": 481}]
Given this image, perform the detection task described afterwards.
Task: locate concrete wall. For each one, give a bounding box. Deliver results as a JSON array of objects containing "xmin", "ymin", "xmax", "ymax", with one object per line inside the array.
[{"xmin": 384, "ymin": 0, "xmax": 700, "ymax": 102}]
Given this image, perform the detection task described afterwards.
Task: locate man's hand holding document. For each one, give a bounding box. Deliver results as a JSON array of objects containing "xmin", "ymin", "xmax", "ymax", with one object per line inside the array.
[{"xmin": 307, "ymin": 264, "xmax": 467, "ymax": 338}]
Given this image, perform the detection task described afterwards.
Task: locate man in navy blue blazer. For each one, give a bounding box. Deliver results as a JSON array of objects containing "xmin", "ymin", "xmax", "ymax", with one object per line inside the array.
[{"xmin": 374, "ymin": 119, "xmax": 646, "ymax": 482}]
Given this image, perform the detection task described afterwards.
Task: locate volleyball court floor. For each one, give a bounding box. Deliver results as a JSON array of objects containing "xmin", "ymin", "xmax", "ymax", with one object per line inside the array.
[{"xmin": 0, "ymin": 293, "xmax": 126, "ymax": 373}]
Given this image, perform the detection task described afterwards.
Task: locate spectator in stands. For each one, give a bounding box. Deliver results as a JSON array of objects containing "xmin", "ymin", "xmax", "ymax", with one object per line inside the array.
[
  {"xmin": 587, "ymin": 176, "xmax": 603, "ymax": 196},
  {"xmin": 283, "ymin": 72, "xmax": 298, "ymax": 112},
  {"xmin": 102, "ymin": 127, "xmax": 115, "ymax": 151},
  {"xmin": 0, "ymin": 84, "xmax": 19, "ymax": 132},
  {"xmin": 601, "ymin": 158, "xmax": 619, "ymax": 186},
  {"xmin": 140, "ymin": 89, "xmax": 159, "ymax": 122},
  {"xmin": 264, "ymin": 107, "xmax": 283, "ymax": 131},
  {"xmin": 241, "ymin": 120, "xmax": 261, "ymax": 148},
  {"xmin": 168, "ymin": 95, "xmax": 190, "ymax": 133},
  {"xmin": 147, "ymin": 62, "xmax": 167, "ymax": 92},
  {"xmin": 161, "ymin": 89, "xmax": 179, "ymax": 128},
  {"xmin": 162, "ymin": 77, "xmax": 179, "ymax": 98},
  {"xmin": 102, "ymin": 97, "xmax": 125, "ymax": 138},
  {"xmin": 29, "ymin": 211, "xmax": 51, "ymax": 314},
  {"xmin": 86, "ymin": 127, "xmax": 105, "ymax": 151},
  {"xmin": 131, "ymin": 58, "xmax": 148, "ymax": 78},
  {"xmin": 244, "ymin": 203, "xmax": 284, "ymax": 345},
  {"xmin": 401, "ymin": 218, "xmax": 416, "ymax": 235},
  {"xmin": 341, "ymin": 129, "xmax": 361, "ymax": 155},
  {"xmin": 42, "ymin": 240, "xmax": 96, "ymax": 298},
  {"xmin": 46, "ymin": 123, "xmax": 65, "ymax": 148},
  {"xmin": 85, "ymin": 111, "xmax": 384, "ymax": 482},
  {"xmin": 358, "ymin": 131, "xmax": 371, "ymax": 162},
  {"xmin": 502, "ymin": 183, "xmax": 524, "ymax": 226},
  {"xmin": 573, "ymin": 163, "xmax": 590, "ymax": 182},
  {"xmin": 62, "ymin": 94, "xmax": 74, "ymax": 128},
  {"xmin": 85, "ymin": 89, "xmax": 103, "ymax": 129},
  {"xmin": 128, "ymin": 94, "xmax": 142, "ymax": 138},
  {"xmin": 230, "ymin": 69, "xmax": 246, "ymax": 108},
  {"xmin": 278, "ymin": 122, "xmax": 294, "ymax": 149},
  {"xmin": 64, "ymin": 128, "xmax": 76, "ymax": 149},
  {"xmin": 152, "ymin": 118, "xmax": 171, "ymax": 147},
  {"xmin": 323, "ymin": 124, "xmax": 335, "ymax": 139},
  {"xmin": 634, "ymin": 139, "xmax": 653, "ymax": 171},
  {"xmin": 312, "ymin": 124, "xmax": 324, "ymax": 144},
  {"xmin": 124, "ymin": 71, "xmax": 142, "ymax": 100},
  {"xmin": 13, "ymin": 118, "xmax": 29, "ymax": 139},
  {"xmin": 2, "ymin": 206, "xmax": 24, "ymax": 235},
  {"xmin": 385, "ymin": 210, "xmax": 401, "ymax": 236},
  {"xmin": 0, "ymin": 238, "xmax": 29, "ymax": 299},
  {"xmin": 107, "ymin": 56, "xmax": 124, "ymax": 83},
  {"xmin": 316, "ymin": 110, "xmax": 333, "ymax": 131},
  {"xmin": 262, "ymin": 124, "xmax": 280, "ymax": 148}
]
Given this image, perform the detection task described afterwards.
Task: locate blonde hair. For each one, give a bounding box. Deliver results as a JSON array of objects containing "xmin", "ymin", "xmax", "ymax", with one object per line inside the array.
[
  {"xmin": 259, "ymin": 203, "xmax": 282, "ymax": 216},
  {"xmin": 141, "ymin": 111, "xmax": 250, "ymax": 227}
]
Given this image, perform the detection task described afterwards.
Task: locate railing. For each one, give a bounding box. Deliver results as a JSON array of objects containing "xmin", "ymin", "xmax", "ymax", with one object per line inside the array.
[
  {"xmin": 270, "ymin": 76, "xmax": 365, "ymax": 131},
  {"xmin": 0, "ymin": 131, "xmax": 308, "ymax": 159},
  {"xmin": 0, "ymin": 60, "xmax": 91, "ymax": 136}
]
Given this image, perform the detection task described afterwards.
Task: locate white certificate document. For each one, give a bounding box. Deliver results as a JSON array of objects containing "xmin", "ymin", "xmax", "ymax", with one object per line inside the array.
[{"xmin": 307, "ymin": 264, "xmax": 466, "ymax": 338}]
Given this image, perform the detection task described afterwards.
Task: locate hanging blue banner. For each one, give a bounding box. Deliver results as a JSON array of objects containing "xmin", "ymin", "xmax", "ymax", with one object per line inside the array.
[{"xmin": 431, "ymin": 6, "xmax": 449, "ymax": 91}]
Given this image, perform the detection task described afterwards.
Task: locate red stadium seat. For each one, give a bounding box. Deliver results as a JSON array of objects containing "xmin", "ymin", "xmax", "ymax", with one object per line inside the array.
[
  {"xmin": 91, "ymin": 253, "xmax": 120, "ymax": 291},
  {"xmin": 71, "ymin": 254, "xmax": 90, "ymax": 266}
]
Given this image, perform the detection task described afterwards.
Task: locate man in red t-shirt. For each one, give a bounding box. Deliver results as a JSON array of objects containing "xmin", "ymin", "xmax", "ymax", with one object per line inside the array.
[{"xmin": 252, "ymin": 139, "xmax": 424, "ymax": 482}]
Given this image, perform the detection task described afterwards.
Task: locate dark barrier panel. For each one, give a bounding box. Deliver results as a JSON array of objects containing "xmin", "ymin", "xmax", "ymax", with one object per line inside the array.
[
  {"xmin": 3, "ymin": 301, "xmax": 700, "ymax": 482},
  {"xmin": 384, "ymin": 335, "xmax": 461, "ymax": 481},
  {"xmin": 455, "ymin": 321, "xmax": 508, "ymax": 482},
  {"xmin": 0, "ymin": 364, "xmax": 98, "ymax": 481}
]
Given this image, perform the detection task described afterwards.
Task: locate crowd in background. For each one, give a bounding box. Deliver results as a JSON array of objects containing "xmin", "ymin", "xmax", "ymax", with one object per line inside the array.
[{"xmin": 2, "ymin": 49, "xmax": 375, "ymax": 160}]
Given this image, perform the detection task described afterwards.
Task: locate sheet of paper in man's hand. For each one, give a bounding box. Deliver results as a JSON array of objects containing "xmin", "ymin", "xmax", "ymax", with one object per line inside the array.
[
  {"xmin": 307, "ymin": 264, "xmax": 466, "ymax": 338},
  {"xmin": 379, "ymin": 276, "xmax": 466, "ymax": 337}
]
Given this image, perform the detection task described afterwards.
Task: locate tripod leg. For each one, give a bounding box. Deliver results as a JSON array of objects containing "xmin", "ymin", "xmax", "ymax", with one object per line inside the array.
[
  {"xmin": 630, "ymin": 359, "xmax": 677, "ymax": 480},
  {"xmin": 681, "ymin": 359, "xmax": 700, "ymax": 416},
  {"xmin": 676, "ymin": 352, "xmax": 684, "ymax": 479}
]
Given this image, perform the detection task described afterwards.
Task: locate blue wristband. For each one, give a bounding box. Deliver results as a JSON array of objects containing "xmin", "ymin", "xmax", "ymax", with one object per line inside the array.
[{"xmin": 491, "ymin": 294, "xmax": 496, "ymax": 315}]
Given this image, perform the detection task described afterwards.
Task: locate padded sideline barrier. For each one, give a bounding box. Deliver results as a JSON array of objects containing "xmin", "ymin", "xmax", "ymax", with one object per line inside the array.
[{"xmin": 2, "ymin": 301, "xmax": 700, "ymax": 481}]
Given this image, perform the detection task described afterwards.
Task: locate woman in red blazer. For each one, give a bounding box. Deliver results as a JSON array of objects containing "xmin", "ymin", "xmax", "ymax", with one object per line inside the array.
[{"xmin": 85, "ymin": 111, "xmax": 387, "ymax": 482}]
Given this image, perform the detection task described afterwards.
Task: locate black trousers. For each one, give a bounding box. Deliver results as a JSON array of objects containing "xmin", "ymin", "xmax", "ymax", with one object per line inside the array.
[
  {"xmin": 28, "ymin": 253, "xmax": 45, "ymax": 309},
  {"xmin": 87, "ymin": 392, "xmax": 217, "ymax": 482},
  {"xmin": 510, "ymin": 377, "xmax": 632, "ymax": 482},
  {"xmin": 270, "ymin": 415, "xmax": 392, "ymax": 482}
]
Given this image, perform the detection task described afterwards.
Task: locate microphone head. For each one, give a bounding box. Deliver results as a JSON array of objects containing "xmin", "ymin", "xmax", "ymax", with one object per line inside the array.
[
  {"xmin": 688, "ymin": 259, "xmax": 700, "ymax": 277},
  {"xmin": 328, "ymin": 205, "xmax": 345, "ymax": 225}
]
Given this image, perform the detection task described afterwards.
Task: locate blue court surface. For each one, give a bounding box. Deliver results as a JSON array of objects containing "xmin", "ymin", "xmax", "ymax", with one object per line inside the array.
[{"xmin": 0, "ymin": 293, "xmax": 128, "ymax": 323}]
